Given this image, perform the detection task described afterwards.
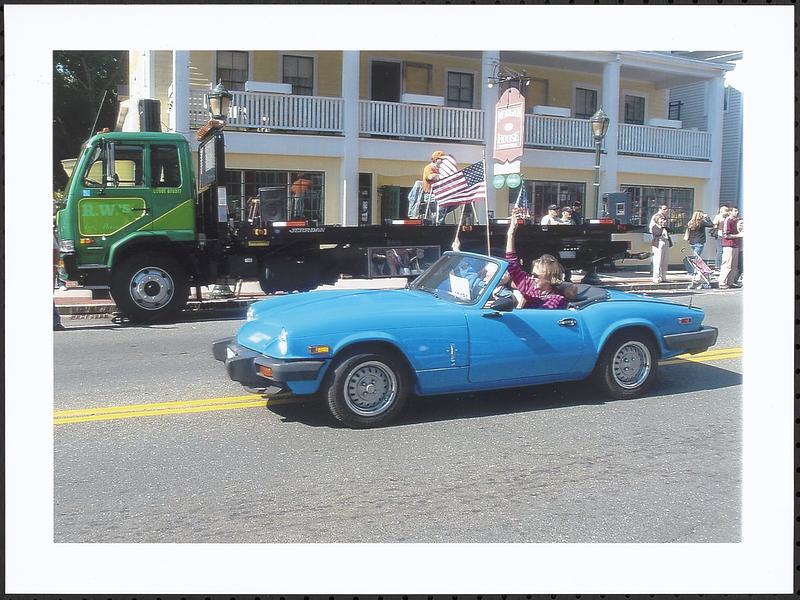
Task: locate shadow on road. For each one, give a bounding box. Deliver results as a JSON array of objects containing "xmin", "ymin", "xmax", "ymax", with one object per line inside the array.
[{"xmin": 265, "ymin": 360, "xmax": 742, "ymax": 429}]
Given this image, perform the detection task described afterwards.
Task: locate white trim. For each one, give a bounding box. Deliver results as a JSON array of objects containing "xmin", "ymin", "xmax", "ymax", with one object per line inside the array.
[
  {"xmin": 279, "ymin": 52, "xmax": 318, "ymax": 96},
  {"xmin": 444, "ymin": 68, "xmax": 478, "ymax": 109},
  {"xmin": 368, "ymin": 57, "xmax": 403, "ymax": 101},
  {"xmin": 572, "ymin": 82, "xmax": 600, "ymax": 118},
  {"xmin": 621, "ymin": 89, "xmax": 648, "ymax": 124}
]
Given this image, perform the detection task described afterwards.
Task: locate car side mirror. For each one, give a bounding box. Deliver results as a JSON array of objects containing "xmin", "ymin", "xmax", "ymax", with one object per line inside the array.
[{"xmin": 490, "ymin": 295, "xmax": 515, "ymax": 312}]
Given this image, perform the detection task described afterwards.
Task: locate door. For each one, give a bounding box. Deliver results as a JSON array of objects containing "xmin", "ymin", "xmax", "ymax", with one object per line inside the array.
[
  {"xmin": 371, "ymin": 61, "xmax": 401, "ymax": 102},
  {"xmin": 76, "ymin": 141, "xmax": 150, "ymax": 265},
  {"xmin": 465, "ymin": 306, "xmax": 585, "ymax": 384}
]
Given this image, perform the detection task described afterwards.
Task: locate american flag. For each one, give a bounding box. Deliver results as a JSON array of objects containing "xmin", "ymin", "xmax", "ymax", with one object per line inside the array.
[
  {"xmin": 438, "ymin": 154, "xmax": 458, "ymax": 178},
  {"xmin": 431, "ymin": 160, "xmax": 486, "ymax": 208},
  {"xmin": 514, "ymin": 183, "xmax": 530, "ymax": 217}
]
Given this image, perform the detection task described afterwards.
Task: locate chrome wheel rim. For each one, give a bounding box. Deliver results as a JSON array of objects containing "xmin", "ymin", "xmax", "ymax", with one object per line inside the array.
[
  {"xmin": 343, "ymin": 361, "xmax": 397, "ymax": 417},
  {"xmin": 129, "ymin": 267, "xmax": 175, "ymax": 311},
  {"xmin": 611, "ymin": 341, "xmax": 651, "ymax": 389}
]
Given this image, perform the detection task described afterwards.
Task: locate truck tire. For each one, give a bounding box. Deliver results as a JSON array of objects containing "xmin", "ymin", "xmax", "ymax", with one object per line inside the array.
[
  {"xmin": 325, "ymin": 351, "xmax": 409, "ymax": 428},
  {"xmin": 111, "ymin": 252, "xmax": 189, "ymax": 323},
  {"xmin": 258, "ymin": 261, "xmax": 286, "ymax": 295}
]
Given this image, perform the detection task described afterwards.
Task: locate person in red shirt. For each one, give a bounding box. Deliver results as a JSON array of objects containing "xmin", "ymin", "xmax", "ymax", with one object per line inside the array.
[
  {"xmin": 505, "ymin": 208, "xmax": 568, "ymax": 309},
  {"xmin": 719, "ymin": 207, "xmax": 743, "ymax": 288}
]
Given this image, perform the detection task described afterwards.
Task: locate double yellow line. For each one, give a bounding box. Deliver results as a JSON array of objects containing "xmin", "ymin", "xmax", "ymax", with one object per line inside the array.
[{"xmin": 53, "ymin": 346, "xmax": 742, "ymax": 426}]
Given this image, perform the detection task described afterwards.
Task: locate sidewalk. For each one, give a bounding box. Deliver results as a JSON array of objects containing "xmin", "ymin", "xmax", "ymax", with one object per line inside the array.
[{"xmin": 53, "ymin": 265, "xmax": 732, "ymax": 317}]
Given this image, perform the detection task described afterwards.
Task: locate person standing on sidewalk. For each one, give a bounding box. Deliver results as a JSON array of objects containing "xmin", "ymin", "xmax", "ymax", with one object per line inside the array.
[
  {"xmin": 684, "ymin": 210, "xmax": 714, "ymax": 257},
  {"xmin": 540, "ymin": 204, "xmax": 561, "ymax": 225},
  {"xmin": 719, "ymin": 207, "xmax": 742, "ymax": 288},
  {"xmin": 711, "ymin": 205, "xmax": 730, "ymax": 271},
  {"xmin": 650, "ymin": 213, "xmax": 671, "ymax": 284}
]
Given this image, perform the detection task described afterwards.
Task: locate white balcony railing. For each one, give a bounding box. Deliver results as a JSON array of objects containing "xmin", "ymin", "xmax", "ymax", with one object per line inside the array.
[
  {"xmin": 185, "ymin": 90, "xmax": 711, "ymax": 161},
  {"xmin": 618, "ymin": 123, "xmax": 711, "ymax": 161},
  {"xmin": 359, "ymin": 100, "xmax": 483, "ymax": 142},
  {"xmin": 189, "ymin": 88, "xmax": 344, "ymax": 133},
  {"xmin": 524, "ymin": 114, "xmax": 594, "ymax": 151}
]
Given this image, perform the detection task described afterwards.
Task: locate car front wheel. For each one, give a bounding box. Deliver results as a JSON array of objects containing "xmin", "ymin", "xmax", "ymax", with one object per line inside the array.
[
  {"xmin": 593, "ymin": 333, "xmax": 658, "ymax": 399},
  {"xmin": 325, "ymin": 351, "xmax": 408, "ymax": 428}
]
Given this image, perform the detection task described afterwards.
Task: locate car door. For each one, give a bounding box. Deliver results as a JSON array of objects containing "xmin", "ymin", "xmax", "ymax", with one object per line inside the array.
[{"xmin": 465, "ymin": 306, "xmax": 585, "ymax": 384}]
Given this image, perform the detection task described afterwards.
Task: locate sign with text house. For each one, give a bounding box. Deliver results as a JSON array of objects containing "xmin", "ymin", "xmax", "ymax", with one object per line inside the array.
[{"xmin": 493, "ymin": 88, "xmax": 525, "ymax": 176}]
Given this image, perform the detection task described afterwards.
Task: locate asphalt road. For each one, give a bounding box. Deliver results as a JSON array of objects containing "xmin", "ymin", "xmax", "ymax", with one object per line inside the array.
[{"xmin": 53, "ymin": 289, "xmax": 743, "ymax": 543}]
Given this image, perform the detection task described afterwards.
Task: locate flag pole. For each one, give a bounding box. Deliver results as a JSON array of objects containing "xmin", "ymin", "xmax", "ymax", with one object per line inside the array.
[{"xmin": 482, "ymin": 153, "xmax": 491, "ymax": 256}]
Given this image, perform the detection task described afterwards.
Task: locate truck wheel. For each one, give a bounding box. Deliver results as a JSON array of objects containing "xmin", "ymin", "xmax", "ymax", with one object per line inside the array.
[
  {"xmin": 111, "ymin": 252, "xmax": 189, "ymax": 323},
  {"xmin": 592, "ymin": 332, "xmax": 658, "ymax": 400},
  {"xmin": 325, "ymin": 351, "xmax": 409, "ymax": 428},
  {"xmin": 258, "ymin": 262, "xmax": 284, "ymax": 295}
]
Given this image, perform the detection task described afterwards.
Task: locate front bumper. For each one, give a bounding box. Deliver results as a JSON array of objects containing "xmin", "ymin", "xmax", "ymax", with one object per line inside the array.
[
  {"xmin": 663, "ymin": 326, "xmax": 719, "ymax": 355},
  {"xmin": 212, "ymin": 337, "xmax": 326, "ymax": 390}
]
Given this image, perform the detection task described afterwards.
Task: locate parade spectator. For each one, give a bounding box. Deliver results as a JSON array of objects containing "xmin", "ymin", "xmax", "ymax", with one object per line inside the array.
[
  {"xmin": 719, "ymin": 207, "xmax": 742, "ymax": 288},
  {"xmin": 684, "ymin": 210, "xmax": 714, "ymax": 257},
  {"xmin": 540, "ymin": 204, "xmax": 561, "ymax": 226},
  {"xmin": 506, "ymin": 209, "xmax": 568, "ymax": 309},
  {"xmin": 736, "ymin": 218, "xmax": 744, "ymax": 284},
  {"xmin": 711, "ymin": 204, "xmax": 730, "ymax": 271},
  {"xmin": 650, "ymin": 213, "xmax": 671, "ymax": 284},
  {"xmin": 559, "ymin": 206, "xmax": 575, "ymax": 225},
  {"xmin": 649, "ymin": 204, "xmax": 669, "ymax": 229}
]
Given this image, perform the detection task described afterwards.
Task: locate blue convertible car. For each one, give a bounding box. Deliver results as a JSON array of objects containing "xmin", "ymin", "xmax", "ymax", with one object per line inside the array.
[{"xmin": 213, "ymin": 252, "xmax": 717, "ymax": 428}]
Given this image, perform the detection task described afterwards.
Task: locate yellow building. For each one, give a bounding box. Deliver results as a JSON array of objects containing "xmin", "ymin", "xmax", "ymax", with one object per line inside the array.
[{"xmin": 123, "ymin": 50, "xmax": 735, "ymax": 264}]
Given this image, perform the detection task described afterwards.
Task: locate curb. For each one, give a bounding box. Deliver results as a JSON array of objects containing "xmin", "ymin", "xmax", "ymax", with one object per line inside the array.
[{"xmin": 56, "ymin": 281, "xmax": 714, "ymax": 317}]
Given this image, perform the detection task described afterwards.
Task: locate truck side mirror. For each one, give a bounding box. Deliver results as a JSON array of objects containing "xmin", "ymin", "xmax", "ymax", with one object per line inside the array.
[{"xmin": 103, "ymin": 141, "xmax": 116, "ymax": 187}]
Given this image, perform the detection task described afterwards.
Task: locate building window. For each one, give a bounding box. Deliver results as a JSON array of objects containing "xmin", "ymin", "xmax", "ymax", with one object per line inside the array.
[
  {"xmin": 283, "ymin": 55, "xmax": 314, "ymax": 96},
  {"xmin": 723, "ymin": 86, "xmax": 731, "ymax": 112},
  {"xmin": 574, "ymin": 88, "xmax": 597, "ymax": 119},
  {"xmin": 225, "ymin": 169, "xmax": 325, "ymax": 223},
  {"xmin": 509, "ymin": 180, "xmax": 586, "ymax": 220},
  {"xmin": 620, "ymin": 184, "xmax": 694, "ymax": 229},
  {"xmin": 216, "ymin": 51, "xmax": 248, "ymax": 91},
  {"xmin": 668, "ymin": 100, "xmax": 682, "ymax": 121},
  {"xmin": 624, "ymin": 95, "xmax": 646, "ymax": 125},
  {"xmin": 446, "ymin": 72, "xmax": 474, "ymax": 108}
]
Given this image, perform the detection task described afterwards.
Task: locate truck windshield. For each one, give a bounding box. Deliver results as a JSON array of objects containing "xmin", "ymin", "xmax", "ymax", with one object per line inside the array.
[{"xmin": 409, "ymin": 254, "xmax": 500, "ymax": 305}]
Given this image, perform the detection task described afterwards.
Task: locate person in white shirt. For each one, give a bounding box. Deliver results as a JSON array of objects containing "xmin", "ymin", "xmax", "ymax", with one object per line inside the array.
[{"xmin": 540, "ymin": 204, "xmax": 560, "ymax": 225}]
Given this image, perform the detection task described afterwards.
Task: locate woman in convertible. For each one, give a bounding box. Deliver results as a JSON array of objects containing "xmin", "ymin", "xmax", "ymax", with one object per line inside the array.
[{"xmin": 505, "ymin": 208, "xmax": 573, "ymax": 309}]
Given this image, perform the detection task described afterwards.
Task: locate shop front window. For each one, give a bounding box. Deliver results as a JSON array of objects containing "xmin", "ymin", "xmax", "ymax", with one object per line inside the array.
[
  {"xmin": 509, "ymin": 181, "xmax": 585, "ymax": 221},
  {"xmin": 621, "ymin": 184, "xmax": 694, "ymax": 230}
]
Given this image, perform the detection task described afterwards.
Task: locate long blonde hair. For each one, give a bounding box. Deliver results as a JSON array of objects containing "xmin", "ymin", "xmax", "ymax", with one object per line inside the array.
[
  {"xmin": 532, "ymin": 254, "xmax": 565, "ymax": 285},
  {"xmin": 687, "ymin": 210, "xmax": 705, "ymax": 230}
]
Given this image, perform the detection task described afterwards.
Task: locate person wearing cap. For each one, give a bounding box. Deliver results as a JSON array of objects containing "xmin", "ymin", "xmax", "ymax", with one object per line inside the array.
[
  {"xmin": 571, "ymin": 201, "xmax": 583, "ymax": 225},
  {"xmin": 421, "ymin": 151, "xmax": 443, "ymax": 219},
  {"xmin": 540, "ymin": 204, "xmax": 560, "ymax": 226},
  {"xmin": 559, "ymin": 206, "xmax": 575, "ymax": 225}
]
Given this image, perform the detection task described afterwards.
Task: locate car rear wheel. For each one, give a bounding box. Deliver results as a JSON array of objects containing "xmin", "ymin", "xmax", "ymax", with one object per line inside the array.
[
  {"xmin": 593, "ymin": 332, "xmax": 658, "ymax": 399},
  {"xmin": 325, "ymin": 351, "xmax": 408, "ymax": 428}
]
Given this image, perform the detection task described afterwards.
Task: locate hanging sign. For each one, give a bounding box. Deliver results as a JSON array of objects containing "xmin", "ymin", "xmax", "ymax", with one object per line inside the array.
[{"xmin": 493, "ymin": 88, "xmax": 525, "ymax": 176}]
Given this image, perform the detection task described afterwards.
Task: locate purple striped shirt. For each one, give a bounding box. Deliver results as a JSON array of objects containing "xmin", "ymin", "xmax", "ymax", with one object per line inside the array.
[{"xmin": 505, "ymin": 252, "xmax": 568, "ymax": 309}]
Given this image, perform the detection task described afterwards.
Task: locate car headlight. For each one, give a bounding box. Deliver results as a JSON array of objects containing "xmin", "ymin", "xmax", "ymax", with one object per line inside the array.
[
  {"xmin": 278, "ymin": 328, "xmax": 288, "ymax": 355},
  {"xmin": 246, "ymin": 305, "xmax": 256, "ymax": 321},
  {"xmin": 59, "ymin": 239, "xmax": 74, "ymax": 253}
]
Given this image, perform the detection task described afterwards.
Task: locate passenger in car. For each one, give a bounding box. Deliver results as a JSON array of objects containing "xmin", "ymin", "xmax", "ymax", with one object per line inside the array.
[{"xmin": 505, "ymin": 209, "xmax": 569, "ymax": 309}]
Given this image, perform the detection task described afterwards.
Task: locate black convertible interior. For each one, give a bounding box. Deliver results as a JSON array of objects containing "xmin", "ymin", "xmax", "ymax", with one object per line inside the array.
[{"xmin": 567, "ymin": 284, "xmax": 610, "ymax": 309}]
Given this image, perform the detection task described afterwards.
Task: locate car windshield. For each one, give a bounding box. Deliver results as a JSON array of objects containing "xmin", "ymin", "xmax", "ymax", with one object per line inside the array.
[{"xmin": 409, "ymin": 253, "xmax": 501, "ymax": 305}]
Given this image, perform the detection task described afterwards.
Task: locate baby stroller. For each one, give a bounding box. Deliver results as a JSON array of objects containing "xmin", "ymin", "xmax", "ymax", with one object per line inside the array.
[{"xmin": 682, "ymin": 248, "xmax": 713, "ymax": 290}]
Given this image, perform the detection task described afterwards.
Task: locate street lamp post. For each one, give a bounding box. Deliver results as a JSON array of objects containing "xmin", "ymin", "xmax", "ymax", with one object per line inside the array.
[
  {"xmin": 196, "ymin": 81, "xmax": 233, "ymax": 142},
  {"xmin": 590, "ymin": 107, "xmax": 610, "ymax": 218}
]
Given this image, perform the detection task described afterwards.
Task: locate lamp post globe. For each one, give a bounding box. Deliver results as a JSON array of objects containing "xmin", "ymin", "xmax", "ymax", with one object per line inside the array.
[
  {"xmin": 208, "ymin": 82, "xmax": 233, "ymax": 120},
  {"xmin": 590, "ymin": 107, "xmax": 610, "ymax": 141}
]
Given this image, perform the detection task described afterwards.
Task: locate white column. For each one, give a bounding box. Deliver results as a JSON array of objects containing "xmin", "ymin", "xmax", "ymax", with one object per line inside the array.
[
  {"xmin": 170, "ymin": 51, "xmax": 190, "ymax": 135},
  {"xmin": 599, "ymin": 55, "xmax": 621, "ymax": 217},
  {"xmin": 481, "ymin": 50, "xmax": 500, "ymax": 217},
  {"xmin": 144, "ymin": 50, "xmax": 156, "ymax": 97},
  {"xmin": 704, "ymin": 75, "xmax": 725, "ymax": 215},
  {"xmin": 341, "ymin": 51, "xmax": 360, "ymax": 226}
]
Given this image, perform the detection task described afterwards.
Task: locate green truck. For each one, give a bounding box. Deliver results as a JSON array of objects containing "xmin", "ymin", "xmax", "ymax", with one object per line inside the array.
[{"xmin": 56, "ymin": 128, "xmax": 634, "ymax": 323}]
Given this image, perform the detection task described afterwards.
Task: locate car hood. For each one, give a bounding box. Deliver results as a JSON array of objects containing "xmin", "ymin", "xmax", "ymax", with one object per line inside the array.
[{"xmin": 238, "ymin": 289, "xmax": 468, "ymax": 354}]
